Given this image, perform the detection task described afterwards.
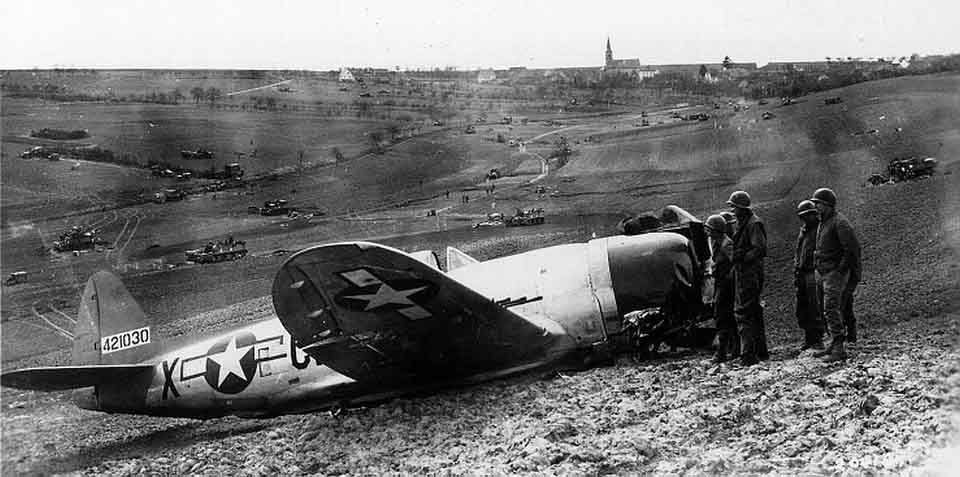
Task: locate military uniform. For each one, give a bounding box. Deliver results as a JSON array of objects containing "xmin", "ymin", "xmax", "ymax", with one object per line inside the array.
[
  {"xmin": 732, "ymin": 211, "xmax": 768, "ymax": 364},
  {"xmin": 815, "ymin": 209, "xmax": 860, "ymax": 344},
  {"xmin": 710, "ymin": 233, "xmax": 738, "ymax": 361},
  {"xmin": 795, "ymin": 220, "xmax": 824, "ymax": 347}
]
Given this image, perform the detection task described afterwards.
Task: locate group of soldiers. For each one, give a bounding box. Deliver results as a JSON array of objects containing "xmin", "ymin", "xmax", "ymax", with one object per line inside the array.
[{"xmin": 705, "ymin": 187, "xmax": 861, "ymax": 366}]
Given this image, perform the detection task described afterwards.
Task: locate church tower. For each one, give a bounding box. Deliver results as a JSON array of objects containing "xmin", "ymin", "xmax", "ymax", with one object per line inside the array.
[{"xmin": 605, "ymin": 38, "xmax": 613, "ymax": 67}]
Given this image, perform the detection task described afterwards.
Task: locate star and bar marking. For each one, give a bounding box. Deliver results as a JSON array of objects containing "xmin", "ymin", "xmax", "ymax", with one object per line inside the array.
[{"xmin": 337, "ymin": 269, "xmax": 433, "ymax": 320}]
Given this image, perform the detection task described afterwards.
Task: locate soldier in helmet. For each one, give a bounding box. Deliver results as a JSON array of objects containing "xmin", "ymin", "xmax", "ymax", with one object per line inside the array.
[
  {"xmin": 705, "ymin": 214, "xmax": 738, "ymax": 363},
  {"xmin": 720, "ymin": 211, "xmax": 737, "ymax": 238},
  {"xmin": 726, "ymin": 191, "xmax": 769, "ymax": 366},
  {"xmin": 810, "ymin": 188, "xmax": 861, "ymax": 363},
  {"xmin": 794, "ymin": 200, "xmax": 825, "ymax": 351}
]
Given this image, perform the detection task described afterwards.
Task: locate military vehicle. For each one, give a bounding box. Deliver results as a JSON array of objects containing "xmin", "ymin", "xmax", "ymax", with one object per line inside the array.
[
  {"xmin": 202, "ymin": 163, "xmax": 244, "ymax": 180},
  {"xmin": 154, "ymin": 188, "xmax": 187, "ymax": 203},
  {"xmin": 886, "ymin": 157, "xmax": 937, "ymax": 182},
  {"xmin": 53, "ymin": 226, "xmax": 105, "ymax": 252},
  {"xmin": 505, "ymin": 208, "xmax": 545, "ymax": 227},
  {"xmin": 20, "ymin": 146, "xmax": 59, "ymax": 160},
  {"xmin": 5, "ymin": 271, "xmax": 28, "ymax": 286},
  {"xmin": 248, "ymin": 199, "xmax": 292, "ymax": 216},
  {"xmin": 180, "ymin": 149, "xmax": 214, "ymax": 160},
  {"xmin": 30, "ymin": 128, "xmax": 89, "ymax": 140},
  {"xmin": 473, "ymin": 212, "xmax": 505, "ymax": 228},
  {"xmin": 824, "ymin": 96, "xmax": 843, "ymax": 105},
  {"xmin": 184, "ymin": 239, "xmax": 248, "ymax": 264}
]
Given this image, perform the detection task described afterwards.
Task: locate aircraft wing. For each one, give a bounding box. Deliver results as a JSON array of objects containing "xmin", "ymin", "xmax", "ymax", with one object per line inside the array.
[
  {"xmin": 1, "ymin": 364, "xmax": 155, "ymax": 391},
  {"xmin": 272, "ymin": 242, "xmax": 574, "ymax": 387}
]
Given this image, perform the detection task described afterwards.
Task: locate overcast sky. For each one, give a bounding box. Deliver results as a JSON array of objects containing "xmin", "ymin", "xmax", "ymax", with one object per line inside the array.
[{"xmin": 2, "ymin": 0, "xmax": 957, "ymax": 70}]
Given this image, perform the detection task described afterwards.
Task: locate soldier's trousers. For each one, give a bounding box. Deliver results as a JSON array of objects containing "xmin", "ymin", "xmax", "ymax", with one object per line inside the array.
[
  {"xmin": 734, "ymin": 262, "xmax": 765, "ymax": 360},
  {"xmin": 817, "ymin": 268, "xmax": 850, "ymax": 340},
  {"xmin": 714, "ymin": 279, "xmax": 739, "ymax": 357},
  {"xmin": 796, "ymin": 271, "xmax": 824, "ymax": 340},
  {"xmin": 842, "ymin": 280, "xmax": 858, "ymax": 338}
]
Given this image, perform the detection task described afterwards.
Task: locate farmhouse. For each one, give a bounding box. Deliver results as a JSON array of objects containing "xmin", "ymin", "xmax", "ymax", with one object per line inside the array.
[
  {"xmin": 338, "ymin": 68, "xmax": 355, "ymax": 82},
  {"xmin": 477, "ymin": 69, "xmax": 496, "ymax": 83}
]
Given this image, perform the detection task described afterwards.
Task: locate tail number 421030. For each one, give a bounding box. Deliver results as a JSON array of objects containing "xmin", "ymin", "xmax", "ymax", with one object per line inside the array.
[{"xmin": 99, "ymin": 327, "xmax": 151, "ymax": 354}]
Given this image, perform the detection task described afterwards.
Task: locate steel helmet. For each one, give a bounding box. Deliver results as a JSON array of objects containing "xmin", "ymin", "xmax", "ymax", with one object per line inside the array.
[
  {"xmin": 796, "ymin": 199, "xmax": 818, "ymax": 216},
  {"xmin": 726, "ymin": 190, "xmax": 751, "ymax": 209},
  {"xmin": 705, "ymin": 214, "xmax": 727, "ymax": 232},
  {"xmin": 810, "ymin": 188, "xmax": 837, "ymax": 207}
]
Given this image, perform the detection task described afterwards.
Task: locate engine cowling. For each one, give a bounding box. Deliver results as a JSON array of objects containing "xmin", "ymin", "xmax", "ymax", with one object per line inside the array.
[{"xmin": 587, "ymin": 232, "xmax": 702, "ymax": 336}]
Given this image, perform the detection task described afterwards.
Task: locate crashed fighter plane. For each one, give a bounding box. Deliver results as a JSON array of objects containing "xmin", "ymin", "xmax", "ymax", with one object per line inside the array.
[{"xmin": 2, "ymin": 207, "xmax": 712, "ymax": 418}]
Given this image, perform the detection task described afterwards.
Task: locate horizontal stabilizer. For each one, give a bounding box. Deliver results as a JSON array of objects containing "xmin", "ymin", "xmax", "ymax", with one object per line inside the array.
[
  {"xmin": 408, "ymin": 250, "xmax": 440, "ymax": 270},
  {"xmin": 1, "ymin": 364, "xmax": 155, "ymax": 391},
  {"xmin": 446, "ymin": 246, "xmax": 479, "ymax": 271}
]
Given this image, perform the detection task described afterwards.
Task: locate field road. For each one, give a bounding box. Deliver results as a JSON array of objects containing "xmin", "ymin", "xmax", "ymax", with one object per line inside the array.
[
  {"xmin": 527, "ymin": 124, "xmax": 584, "ymax": 142},
  {"xmin": 225, "ymin": 79, "xmax": 292, "ymax": 97}
]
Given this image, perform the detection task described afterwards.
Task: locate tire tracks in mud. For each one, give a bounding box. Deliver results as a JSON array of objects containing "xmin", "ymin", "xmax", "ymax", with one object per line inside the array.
[
  {"xmin": 104, "ymin": 211, "xmax": 146, "ymax": 262},
  {"xmin": 28, "ymin": 306, "xmax": 74, "ymax": 341}
]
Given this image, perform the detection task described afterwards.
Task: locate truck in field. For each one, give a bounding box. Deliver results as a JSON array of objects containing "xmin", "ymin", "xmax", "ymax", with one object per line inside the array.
[
  {"xmin": 248, "ymin": 199, "xmax": 292, "ymax": 216},
  {"xmin": 185, "ymin": 239, "xmax": 248, "ymax": 264},
  {"xmin": 505, "ymin": 208, "xmax": 545, "ymax": 227}
]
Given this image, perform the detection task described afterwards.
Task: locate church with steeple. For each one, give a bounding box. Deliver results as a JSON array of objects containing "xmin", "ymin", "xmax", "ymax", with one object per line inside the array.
[{"xmin": 603, "ymin": 38, "xmax": 658, "ymax": 79}]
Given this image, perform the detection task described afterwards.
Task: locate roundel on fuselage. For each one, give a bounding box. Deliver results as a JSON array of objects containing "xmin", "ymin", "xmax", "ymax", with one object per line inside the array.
[{"xmin": 204, "ymin": 331, "xmax": 258, "ymax": 394}]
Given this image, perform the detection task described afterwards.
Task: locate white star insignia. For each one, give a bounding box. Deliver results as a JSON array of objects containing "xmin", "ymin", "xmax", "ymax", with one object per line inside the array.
[
  {"xmin": 345, "ymin": 283, "xmax": 428, "ymax": 311},
  {"xmin": 207, "ymin": 337, "xmax": 251, "ymax": 387}
]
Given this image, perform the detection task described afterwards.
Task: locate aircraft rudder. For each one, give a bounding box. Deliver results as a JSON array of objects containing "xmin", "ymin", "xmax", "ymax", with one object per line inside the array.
[{"xmin": 71, "ymin": 271, "xmax": 158, "ymax": 366}]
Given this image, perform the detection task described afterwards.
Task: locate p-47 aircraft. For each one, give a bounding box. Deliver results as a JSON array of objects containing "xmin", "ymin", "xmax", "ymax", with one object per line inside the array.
[{"xmin": 2, "ymin": 208, "xmax": 712, "ymax": 418}]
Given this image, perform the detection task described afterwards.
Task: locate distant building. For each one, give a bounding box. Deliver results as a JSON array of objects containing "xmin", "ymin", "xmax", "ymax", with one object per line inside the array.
[
  {"xmin": 477, "ymin": 69, "xmax": 496, "ymax": 83},
  {"xmin": 338, "ymin": 68, "xmax": 355, "ymax": 82},
  {"xmin": 603, "ymin": 38, "xmax": 659, "ymax": 80}
]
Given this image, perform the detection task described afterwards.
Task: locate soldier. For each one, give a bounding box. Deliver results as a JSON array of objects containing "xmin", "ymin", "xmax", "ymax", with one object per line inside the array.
[
  {"xmin": 810, "ymin": 188, "xmax": 861, "ymax": 363},
  {"xmin": 727, "ymin": 191, "xmax": 769, "ymax": 366},
  {"xmin": 720, "ymin": 211, "xmax": 737, "ymax": 238},
  {"xmin": 705, "ymin": 215, "xmax": 738, "ymax": 363},
  {"xmin": 794, "ymin": 200, "xmax": 824, "ymax": 350}
]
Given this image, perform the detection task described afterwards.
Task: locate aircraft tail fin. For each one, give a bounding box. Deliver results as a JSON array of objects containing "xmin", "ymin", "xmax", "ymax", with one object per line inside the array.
[
  {"xmin": 446, "ymin": 246, "xmax": 479, "ymax": 271},
  {"xmin": 0, "ymin": 364, "xmax": 155, "ymax": 391},
  {"xmin": 72, "ymin": 271, "xmax": 158, "ymax": 366}
]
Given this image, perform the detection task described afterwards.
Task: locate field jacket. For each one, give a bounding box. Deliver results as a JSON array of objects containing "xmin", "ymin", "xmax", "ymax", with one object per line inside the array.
[
  {"xmin": 732, "ymin": 212, "xmax": 766, "ymax": 266},
  {"xmin": 815, "ymin": 209, "xmax": 861, "ymax": 279},
  {"xmin": 794, "ymin": 222, "xmax": 818, "ymax": 272},
  {"xmin": 710, "ymin": 235, "xmax": 734, "ymax": 283}
]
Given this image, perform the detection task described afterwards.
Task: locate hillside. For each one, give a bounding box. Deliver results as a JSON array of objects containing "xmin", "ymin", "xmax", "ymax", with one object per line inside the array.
[{"xmin": 1, "ymin": 72, "xmax": 958, "ymax": 475}]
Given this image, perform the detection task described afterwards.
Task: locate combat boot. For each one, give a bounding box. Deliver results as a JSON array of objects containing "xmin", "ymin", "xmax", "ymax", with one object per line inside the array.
[
  {"xmin": 802, "ymin": 330, "xmax": 825, "ymax": 351},
  {"xmin": 821, "ymin": 339, "xmax": 847, "ymax": 363},
  {"xmin": 812, "ymin": 339, "xmax": 835, "ymax": 358},
  {"xmin": 712, "ymin": 332, "xmax": 729, "ymax": 364},
  {"xmin": 845, "ymin": 324, "xmax": 857, "ymax": 343},
  {"xmin": 809, "ymin": 335, "xmax": 825, "ymax": 350}
]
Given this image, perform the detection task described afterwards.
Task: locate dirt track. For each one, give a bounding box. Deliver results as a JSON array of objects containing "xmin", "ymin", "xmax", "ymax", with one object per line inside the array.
[{"xmin": 2, "ymin": 73, "xmax": 959, "ymax": 475}]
